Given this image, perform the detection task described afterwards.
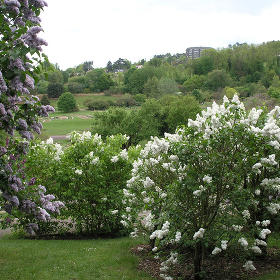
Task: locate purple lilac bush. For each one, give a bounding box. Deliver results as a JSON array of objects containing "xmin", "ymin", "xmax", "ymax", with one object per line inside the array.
[{"xmin": 0, "ymin": 0, "xmax": 63, "ymax": 234}]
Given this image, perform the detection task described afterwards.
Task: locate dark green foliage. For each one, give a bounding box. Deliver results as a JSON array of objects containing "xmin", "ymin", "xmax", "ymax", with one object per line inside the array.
[
  {"xmin": 91, "ymin": 95, "xmax": 201, "ymax": 145},
  {"xmin": 114, "ymin": 94, "xmax": 137, "ymax": 107},
  {"xmin": 85, "ymin": 99, "xmax": 114, "ymax": 110},
  {"xmin": 67, "ymin": 76, "xmax": 86, "ymax": 93},
  {"xmin": 47, "ymin": 83, "xmax": 64, "ymax": 98},
  {"xmin": 40, "ymin": 95, "xmax": 50, "ymax": 105},
  {"xmin": 57, "ymin": 92, "xmax": 78, "ymax": 113},
  {"xmin": 206, "ymin": 69, "xmax": 232, "ymax": 90},
  {"xmin": 85, "ymin": 69, "xmax": 114, "ymax": 92},
  {"xmin": 36, "ymin": 80, "xmax": 49, "ymax": 94}
]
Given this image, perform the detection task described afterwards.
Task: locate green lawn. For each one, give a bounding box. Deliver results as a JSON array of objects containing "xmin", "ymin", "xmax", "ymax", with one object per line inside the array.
[
  {"xmin": 40, "ymin": 116, "xmax": 93, "ymax": 136},
  {"xmin": 48, "ymin": 94, "xmax": 120, "ymax": 111},
  {"xmin": 0, "ymin": 236, "xmax": 154, "ymax": 280}
]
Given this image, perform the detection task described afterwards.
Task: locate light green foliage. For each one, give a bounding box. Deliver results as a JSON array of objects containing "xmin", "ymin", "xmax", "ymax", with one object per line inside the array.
[
  {"xmin": 91, "ymin": 95, "xmax": 201, "ymax": 145},
  {"xmin": 143, "ymin": 76, "xmax": 160, "ymax": 98},
  {"xmin": 36, "ymin": 80, "xmax": 49, "ymax": 94},
  {"xmin": 57, "ymin": 92, "xmax": 78, "ymax": 113},
  {"xmin": 224, "ymin": 87, "xmax": 238, "ymax": 99},
  {"xmin": 67, "ymin": 76, "xmax": 86, "ymax": 93},
  {"xmin": 183, "ymin": 75, "xmax": 207, "ymax": 92},
  {"xmin": 25, "ymin": 133, "xmax": 140, "ymax": 236},
  {"xmin": 157, "ymin": 77, "xmax": 178, "ymax": 95},
  {"xmin": 85, "ymin": 69, "xmax": 114, "ymax": 92}
]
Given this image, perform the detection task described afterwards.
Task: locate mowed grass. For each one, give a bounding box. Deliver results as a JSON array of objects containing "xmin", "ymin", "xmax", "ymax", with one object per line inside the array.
[
  {"xmin": 0, "ymin": 236, "xmax": 154, "ymax": 280},
  {"xmin": 48, "ymin": 93, "xmax": 120, "ymax": 111},
  {"xmin": 40, "ymin": 116, "xmax": 93, "ymax": 136}
]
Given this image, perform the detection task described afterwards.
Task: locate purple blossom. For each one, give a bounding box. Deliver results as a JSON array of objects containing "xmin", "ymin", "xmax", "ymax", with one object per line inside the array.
[
  {"xmin": 0, "ymin": 147, "xmax": 7, "ymax": 156},
  {"xmin": 18, "ymin": 118, "xmax": 28, "ymax": 130},
  {"xmin": 25, "ymin": 74, "xmax": 34, "ymax": 89},
  {"xmin": 25, "ymin": 223, "xmax": 38, "ymax": 235},
  {"xmin": 19, "ymin": 130, "xmax": 34, "ymax": 140},
  {"xmin": 28, "ymin": 177, "xmax": 36, "ymax": 186},
  {"xmin": 4, "ymin": 0, "xmax": 21, "ymax": 7},
  {"xmin": 9, "ymin": 58, "xmax": 25, "ymax": 71},
  {"xmin": 0, "ymin": 103, "xmax": 7, "ymax": 116},
  {"xmin": 0, "ymin": 71, "xmax": 8, "ymax": 93},
  {"xmin": 11, "ymin": 76, "xmax": 24, "ymax": 92}
]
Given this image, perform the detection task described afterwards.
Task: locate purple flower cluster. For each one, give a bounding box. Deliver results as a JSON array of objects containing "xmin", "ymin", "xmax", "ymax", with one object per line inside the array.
[
  {"xmin": 0, "ymin": 0, "xmax": 65, "ymax": 234},
  {"xmin": 20, "ymin": 26, "xmax": 48, "ymax": 51},
  {"xmin": 4, "ymin": 0, "xmax": 21, "ymax": 15},
  {"xmin": 0, "ymin": 71, "xmax": 8, "ymax": 93},
  {"xmin": 9, "ymin": 58, "xmax": 26, "ymax": 71}
]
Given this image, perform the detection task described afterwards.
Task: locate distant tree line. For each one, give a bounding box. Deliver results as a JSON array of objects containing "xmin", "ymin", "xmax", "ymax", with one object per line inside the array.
[{"xmin": 35, "ymin": 41, "xmax": 280, "ymax": 105}]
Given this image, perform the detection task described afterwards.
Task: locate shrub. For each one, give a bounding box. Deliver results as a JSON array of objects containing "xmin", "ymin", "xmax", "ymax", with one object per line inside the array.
[
  {"xmin": 25, "ymin": 133, "xmax": 140, "ymax": 236},
  {"xmin": 57, "ymin": 92, "xmax": 78, "ymax": 113},
  {"xmin": 86, "ymin": 100, "xmax": 113, "ymax": 110},
  {"xmin": 123, "ymin": 95, "xmax": 280, "ymax": 279},
  {"xmin": 47, "ymin": 83, "xmax": 64, "ymax": 98},
  {"xmin": 40, "ymin": 95, "xmax": 51, "ymax": 105},
  {"xmin": 114, "ymin": 94, "xmax": 137, "ymax": 107}
]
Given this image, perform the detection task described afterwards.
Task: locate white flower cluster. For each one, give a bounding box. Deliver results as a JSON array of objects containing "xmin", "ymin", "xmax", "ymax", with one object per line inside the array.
[
  {"xmin": 243, "ymin": 260, "xmax": 256, "ymax": 271},
  {"xmin": 259, "ymin": 229, "xmax": 271, "ymax": 239},
  {"xmin": 150, "ymin": 221, "xmax": 170, "ymax": 240},
  {"xmin": 160, "ymin": 252, "xmax": 178, "ymax": 280},
  {"xmin": 238, "ymin": 237, "xmax": 248, "ymax": 249},
  {"xmin": 193, "ymin": 185, "xmax": 206, "ymax": 197},
  {"xmin": 267, "ymin": 202, "xmax": 280, "ymax": 215},
  {"xmin": 212, "ymin": 240, "xmax": 228, "ymax": 255},
  {"xmin": 193, "ymin": 228, "xmax": 205, "ymax": 240},
  {"xmin": 74, "ymin": 169, "xmax": 83, "ymax": 175},
  {"xmin": 241, "ymin": 210, "xmax": 250, "ymax": 220}
]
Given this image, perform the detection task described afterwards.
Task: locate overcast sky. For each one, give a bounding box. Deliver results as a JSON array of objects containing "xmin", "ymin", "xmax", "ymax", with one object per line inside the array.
[{"xmin": 40, "ymin": 0, "xmax": 280, "ymax": 70}]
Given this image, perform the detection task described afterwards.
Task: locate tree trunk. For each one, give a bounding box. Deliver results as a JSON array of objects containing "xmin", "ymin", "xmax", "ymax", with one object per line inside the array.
[{"xmin": 194, "ymin": 241, "xmax": 203, "ymax": 280}]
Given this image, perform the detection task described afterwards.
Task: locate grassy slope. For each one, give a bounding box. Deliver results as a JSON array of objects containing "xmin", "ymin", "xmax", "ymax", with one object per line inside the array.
[{"xmin": 0, "ymin": 236, "xmax": 153, "ymax": 280}]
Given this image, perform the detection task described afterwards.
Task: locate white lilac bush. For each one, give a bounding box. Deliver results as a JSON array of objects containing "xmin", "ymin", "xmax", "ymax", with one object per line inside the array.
[
  {"xmin": 123, "ymin": 95, "xmax": 280, "ymax": 280},
  {"xmin": 25, "ymin": 131, "xmax": 141, "ymax": 236}
]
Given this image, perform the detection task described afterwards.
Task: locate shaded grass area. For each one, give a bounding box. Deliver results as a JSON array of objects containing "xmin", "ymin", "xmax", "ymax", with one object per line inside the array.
[{"xmin": 0, "ymin": 236, "xmax": 154, "ymax": 280}]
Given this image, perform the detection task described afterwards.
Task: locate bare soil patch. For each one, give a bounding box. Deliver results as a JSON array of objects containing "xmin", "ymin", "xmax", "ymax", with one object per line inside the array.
[{"xmin": 131, "ymin": 244, "xmax": 280, "ymax": 280}]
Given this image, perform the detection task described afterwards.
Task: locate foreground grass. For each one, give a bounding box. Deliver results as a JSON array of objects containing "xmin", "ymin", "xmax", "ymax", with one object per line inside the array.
[{"xmin": 0, "ymin": 236, "xmax": 154, "ymax": 280}]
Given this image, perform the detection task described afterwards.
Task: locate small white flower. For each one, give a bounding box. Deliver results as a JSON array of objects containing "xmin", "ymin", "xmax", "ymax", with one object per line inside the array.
[
  {"xmin": 261, "ymin": 220, "xmax": 270, "ymax": 227},
  {"xmin": 175, "ymin": 231, "xmax": 181, "ymax": 242},
  {"xmin": 111, "ymin": 156, "xmax": 119, "ymax": 163},
  {"xmin": 243, "ymin": 260, "xmax": 256, "ymax": 271},
  {"xmin": 75, "ymin": 169, "xmax": 83, "ymax": 175},
  {"xmin": 46, "ymin": 137, "xmax": 53, "ymax": 144},
  {"xmin": 251, "ymin": 246, "xmax": 262, "ymax": 254},
  {"xmin": 212, "ymin": 247, "xmax": 222, "ymax": 255},
  {"xmin": 193, "ymin": 228, "xmax": 205, "ymax": 240},
  {"xmin": 242, "ymin": 210, "xmax": 250, "ymax": 219},
  {"xmin": 111, "ymin": 210, "xmax": 118, "ymax": 214},
  {"xmin": 238, "ymin": 237, "xmax": 248, "ymax": 248},
  {"xmin": 255, "ymin": 189, "xmax": 261, "ymax": 196},
  {"xmin": 203, "ymin": 175, "xmax": 212, "ymax": 184},
  {"xmin": 152, "ymin": 247, "xmax": 158, "ymax": 252},
  {"xmin": 221, "ymin": 240, "xmax": 228, "ymax": 250}
]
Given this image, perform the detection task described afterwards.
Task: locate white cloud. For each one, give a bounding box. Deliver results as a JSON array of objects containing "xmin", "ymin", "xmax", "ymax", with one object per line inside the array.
[{"xmin": 40, "ymin": 0, "xmax": 280, "ymax": 70}]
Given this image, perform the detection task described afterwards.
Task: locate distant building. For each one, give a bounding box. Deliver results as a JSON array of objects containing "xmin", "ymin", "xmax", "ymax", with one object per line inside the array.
[
  {"xmin": 135, "ymin": 65, "xmax": 143, "ymax": 69},
  {"xmin": 186, "ymin": 47, "xmax": 212, "ymax": 59}
]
